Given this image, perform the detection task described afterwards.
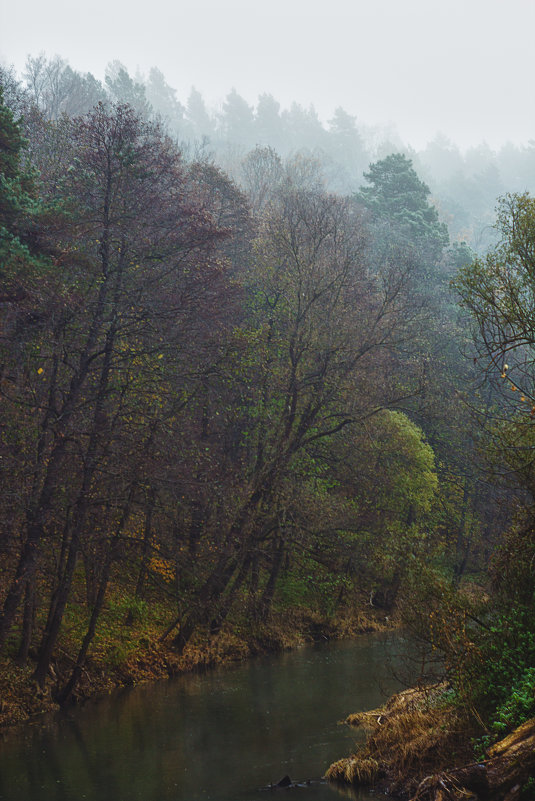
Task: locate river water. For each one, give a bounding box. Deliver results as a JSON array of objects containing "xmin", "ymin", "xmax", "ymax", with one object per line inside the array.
[{"xmin": 0, "ymin": 632, "xmax": 412, "ymax": 801}]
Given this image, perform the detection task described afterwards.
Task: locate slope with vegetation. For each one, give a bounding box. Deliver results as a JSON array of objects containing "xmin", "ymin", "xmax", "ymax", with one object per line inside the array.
[
  {"xmin": 0, "ymin": 77, "xmax": 452, "ymax": 720},
  {"xmin": 0, "ymin": 59, "xmax": 533, "ymax": 799}
]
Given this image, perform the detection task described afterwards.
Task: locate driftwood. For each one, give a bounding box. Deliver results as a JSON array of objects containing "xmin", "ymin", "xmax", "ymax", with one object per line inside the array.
[{"xmin": 410, "ymin": 717, "xmax": 535, "ymax": 801}]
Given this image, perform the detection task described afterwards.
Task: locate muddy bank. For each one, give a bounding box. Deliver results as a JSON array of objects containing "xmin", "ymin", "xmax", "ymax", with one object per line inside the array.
[
  {"xmin": 0, "ymin": 607, "xmax": 389, "ymax": 733},
  {"xmin": 326, "ymin": 686, "xmax": 535, "ymax": 800}
]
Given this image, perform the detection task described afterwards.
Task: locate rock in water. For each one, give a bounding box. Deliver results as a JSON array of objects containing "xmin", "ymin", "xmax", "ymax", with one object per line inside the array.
[{"xmin": 276, "ymin": 775, "xmax": 292, "ymax": 788}]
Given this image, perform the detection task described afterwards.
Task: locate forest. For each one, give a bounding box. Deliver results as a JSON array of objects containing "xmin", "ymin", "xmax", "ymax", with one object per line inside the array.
[{"xmin": 1, "ymin": 56, "xmax": 535, "ymax": 800}]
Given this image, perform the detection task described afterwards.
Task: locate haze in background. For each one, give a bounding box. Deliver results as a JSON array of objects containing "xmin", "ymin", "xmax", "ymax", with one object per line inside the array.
[{"xmin": 1, "ymin": 0, "xmax": 534, "ymax": 150}]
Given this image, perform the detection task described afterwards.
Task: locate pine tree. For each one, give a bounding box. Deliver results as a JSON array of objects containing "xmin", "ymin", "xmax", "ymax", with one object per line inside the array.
[
  {"xmin": 0, "ymin": 85, "xmax": 46, "ymax": 303},
  {"xmin": 358, "ymin": 152, "xmax": 449, "ymax": 262}
]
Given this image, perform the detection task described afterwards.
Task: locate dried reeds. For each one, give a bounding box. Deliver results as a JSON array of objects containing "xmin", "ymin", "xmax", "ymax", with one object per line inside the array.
[
  {"xmin": 326, "ymin": 684, "xmax": 474, "ymax": 797},
  {"xmin": 326, "ymin": 756, "xmax": 383, "ymax": 785}
]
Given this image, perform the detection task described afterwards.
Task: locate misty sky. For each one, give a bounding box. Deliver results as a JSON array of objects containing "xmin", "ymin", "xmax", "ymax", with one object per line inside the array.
[{"xmin": 2, "ymin": 0, "xmax": 535, "ymax": 150}]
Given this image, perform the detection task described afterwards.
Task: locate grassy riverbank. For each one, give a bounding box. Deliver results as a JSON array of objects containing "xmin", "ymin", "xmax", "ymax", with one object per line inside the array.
[
  {"xmin": 326, "ymin": 684, "xmax": 473, "ymax": 798},
  {"xmin": 326, "ymin": 685, "xmax": 535, "ymax": 800},
  {"xmin": 0, "ymin": 601, "xmax": 389, "ymax": 732}
]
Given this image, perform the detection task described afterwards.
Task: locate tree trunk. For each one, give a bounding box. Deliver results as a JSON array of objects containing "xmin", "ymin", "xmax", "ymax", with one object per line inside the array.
[
  {"xmin": 452, "ymin": 481, "xmax": 473, "ymax": 587},
  {"xmin": 246, "ymin": 553, "xmax": 260, "ymax": 620},
  {"xmin": 259, "ymin": 536, "xmax": 285, "ymax": 619},
  {"xmin": 211, "ymin": 553, "xmax": 253, "ymax": 634},
  {"xmin": 171, "ymin": 553, "xmax": 239, "ymax": 652},
  {"xmin": 33, "ymin": 279, "xmax": 123, "ymax": 687},
  {"xmin": 16, "ymin": 579, "xmax": 36, "ymax": 664},
  {"xmin": 56, "ymin": 488, "xmax": 134, "ymax": 706},
  {"xmin": 0, "ymin": 220, "xmax": 115, "ymax": 654},
  {"xmin": 134, "ymin": 490, "xmax": 156, "ymax": 600},
  {"xmin": 124, "ymin": 490, "xmax": 156, "ymax": 626},
  {"xmin": 56, "ymin": 552, "xmax": 112, "ymax": 707}
]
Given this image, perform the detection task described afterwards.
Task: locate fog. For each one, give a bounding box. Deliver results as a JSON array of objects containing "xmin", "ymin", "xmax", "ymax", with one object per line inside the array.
[{"xmin": 2, "ymin": 0, "xmax": 534, "ymax": 150}]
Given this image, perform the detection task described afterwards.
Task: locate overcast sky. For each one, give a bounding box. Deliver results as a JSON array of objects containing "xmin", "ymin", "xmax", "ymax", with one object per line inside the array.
[{"xmin": 2, "ymin": 0, "xmax": 534, "ymax": 150}]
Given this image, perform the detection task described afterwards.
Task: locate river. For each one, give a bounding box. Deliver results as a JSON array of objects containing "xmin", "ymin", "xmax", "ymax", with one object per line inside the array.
[{"xmin": 0, "ymin": 632, "xmax": 412, "ymax": 801}]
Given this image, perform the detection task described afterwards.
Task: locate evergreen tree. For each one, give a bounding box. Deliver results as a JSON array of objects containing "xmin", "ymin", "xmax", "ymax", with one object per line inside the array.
[
  {"xmin": 0, "ymin": 86, "xmax": 46, "ymax": 301},
  {"xmin": 105, "ymin": 61, "xmax": 151, "ymax": 117},
  {"xmin": 357, "ymin": 152, "xmax": 449, "ymax": 263},
  {"xmin": 254, "ymin": 93, "xmax": 285, "ymax": 152},
  {"xmin": 327, "ymin": 107, "xmax": 368, "ymax": 181},
  {"xmin": 185, "ymin": 87, "xmax": 214, "ymax": 141},
  {"xmin": 145, "ymin": 67, "xmax": 185, "ymax": 135},
  {"xmin": 220, "ymin": 88, "xmax": 254, "ymax": 147}
]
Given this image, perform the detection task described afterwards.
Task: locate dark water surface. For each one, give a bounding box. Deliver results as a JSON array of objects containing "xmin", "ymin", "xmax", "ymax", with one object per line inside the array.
[{"xmin": 0, "ymin": 632, "xmax": 412, "ymax": 801}]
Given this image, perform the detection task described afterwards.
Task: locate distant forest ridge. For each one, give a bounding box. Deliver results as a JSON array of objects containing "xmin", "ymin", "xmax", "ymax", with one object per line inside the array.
[{"xmin": 3, "ymin": 54, "xmax": 535, "ymax": 251}]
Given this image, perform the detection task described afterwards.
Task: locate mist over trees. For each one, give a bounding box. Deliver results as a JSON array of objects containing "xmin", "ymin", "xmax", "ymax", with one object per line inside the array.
[{"xmin": 6, "ymin": 54, "xmax": 535, "ymax": 257}]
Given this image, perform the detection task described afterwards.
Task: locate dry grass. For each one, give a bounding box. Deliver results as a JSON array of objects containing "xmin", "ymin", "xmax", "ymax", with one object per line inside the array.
[
  {"xmin": 326, "ymin": 684, "xmax": 474, "ymax": 797},
  {"xmin": 326, "ymin": 756, "xmax": 383, "ymax": 785},
  {"xmin": 323, "ymin": 608, "xmax": 392, "ymax": 638}
]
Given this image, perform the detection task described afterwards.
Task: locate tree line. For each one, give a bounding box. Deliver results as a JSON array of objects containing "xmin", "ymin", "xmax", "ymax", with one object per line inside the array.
[{"xmin": 6, "ymin": 55, "xmax": 535, "ymax": 255}]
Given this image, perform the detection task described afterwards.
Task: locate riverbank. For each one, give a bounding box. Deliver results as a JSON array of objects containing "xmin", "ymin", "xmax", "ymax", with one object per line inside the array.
[
  {"xmin": 326, "ymin": 685, "xmax": 535, "ymax": 800},
  {"xmin": 0, "ymin": 605, "xmax": 390, "ymax": 733}
]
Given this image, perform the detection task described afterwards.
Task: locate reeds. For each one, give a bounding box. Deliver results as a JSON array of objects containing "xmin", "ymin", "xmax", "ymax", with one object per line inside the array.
[{"xmin": 326, "ymin": 684, "xmax": 473, "ymax": 797}]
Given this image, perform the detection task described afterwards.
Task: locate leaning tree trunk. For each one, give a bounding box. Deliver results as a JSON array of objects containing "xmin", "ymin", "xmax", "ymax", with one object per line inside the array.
[
  {"xmin": 56, "ymin": 550, "xmax": 113, "ymax": 707},
  {"xmin": 0, "ymin": 253, "xmax": 116, "ymax": 654},
  {"xmin": 171, "ymin": 553, "xmax": 239, "ymax": 653},
  {"xmin": 56, "ymin": 486, "xmax": 134, "ymax": 706},
  {"xmin": 33, "ymin": 252, "xmax": 125, "ymax": 688},
  {"xmin": 211, "ymin": 553, "xmax": 254, "ymax": 635}
]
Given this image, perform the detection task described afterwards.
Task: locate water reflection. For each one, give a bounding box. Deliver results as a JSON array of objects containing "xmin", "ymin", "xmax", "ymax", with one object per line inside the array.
[{"xmin": 0, "ymin": 632, "xmax": 411, "ymax": 801}]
